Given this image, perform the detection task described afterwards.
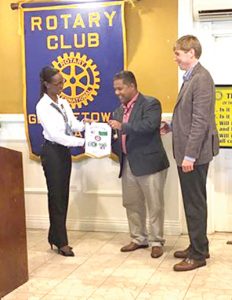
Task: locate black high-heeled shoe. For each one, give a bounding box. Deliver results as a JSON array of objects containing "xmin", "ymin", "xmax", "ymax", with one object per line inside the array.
[
  {"xmin": 58, "ymin": 246, "xmax": 75, "ymax": 257},
  {"xmin": 49, "ymin": 243, "xmax": 73, "ymax": 251}
]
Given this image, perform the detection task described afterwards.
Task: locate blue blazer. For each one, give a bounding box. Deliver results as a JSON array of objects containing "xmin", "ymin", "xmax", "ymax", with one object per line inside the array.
[{"xmin": 112, "ymin": 93, "xmax": 169, "ymax": 177}]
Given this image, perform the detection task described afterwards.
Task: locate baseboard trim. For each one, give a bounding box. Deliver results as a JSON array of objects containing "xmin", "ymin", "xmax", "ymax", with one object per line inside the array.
[{"xmin": 26, "ymin": 216, "xmax": 181, "ymax": 235}]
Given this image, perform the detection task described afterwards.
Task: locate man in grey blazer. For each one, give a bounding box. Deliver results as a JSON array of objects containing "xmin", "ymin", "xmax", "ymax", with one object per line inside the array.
[
  {"xmin": 109, "ymin": 71, "xmax": 169, "ymax": 258},
  {"xmin": 170, "ymin": 35, "xmax": 219, "ymax": 271}
]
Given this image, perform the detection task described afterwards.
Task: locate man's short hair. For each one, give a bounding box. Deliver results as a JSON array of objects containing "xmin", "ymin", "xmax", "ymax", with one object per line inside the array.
[
  {"xmin": 173, "ymin": 35, "xmax": 202, "ymax": 59},
  {"xmin": 113, "ymin": 71, "xmax": 137, "ymax": 88}
]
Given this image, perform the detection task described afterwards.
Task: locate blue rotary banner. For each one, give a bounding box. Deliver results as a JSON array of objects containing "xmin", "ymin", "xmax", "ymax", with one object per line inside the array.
[{"xmin": 21, "ymin": 1, "xmax": 126, "ymax": 160}]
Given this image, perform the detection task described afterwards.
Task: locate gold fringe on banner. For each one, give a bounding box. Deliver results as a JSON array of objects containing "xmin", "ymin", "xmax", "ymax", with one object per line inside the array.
[{"xmin": 11, "ymin": 0, "xmax": 140, "ymax": 10}]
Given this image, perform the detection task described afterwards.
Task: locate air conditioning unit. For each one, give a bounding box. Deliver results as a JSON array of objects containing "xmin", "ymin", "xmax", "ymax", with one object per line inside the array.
[{"xmin": 193, "ymin": 0, "xmax": 232, "ymax": 21}]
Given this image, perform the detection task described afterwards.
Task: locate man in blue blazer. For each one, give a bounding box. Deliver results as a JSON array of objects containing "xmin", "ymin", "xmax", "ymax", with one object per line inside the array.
[
  {"xmin": 171, "ymin": 35, "xmax": 219, "ymax": 271},
  {"xmin": 109, "ymin": 71, "xmax": 169, "ymax": 258}
]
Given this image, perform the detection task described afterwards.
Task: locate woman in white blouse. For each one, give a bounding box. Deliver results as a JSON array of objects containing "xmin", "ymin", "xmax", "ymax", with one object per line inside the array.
[{"xmin": 36, "ymin": 66, "xmax": 86, "ymax": 256}]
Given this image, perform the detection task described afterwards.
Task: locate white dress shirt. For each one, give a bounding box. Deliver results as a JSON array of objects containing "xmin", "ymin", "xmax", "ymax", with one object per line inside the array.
[{"xmin": 36, "ymin": 94, "xmax": 85, "ymax": 147}]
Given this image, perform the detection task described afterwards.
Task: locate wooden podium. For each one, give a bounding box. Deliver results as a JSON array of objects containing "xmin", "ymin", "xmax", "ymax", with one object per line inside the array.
[{"xmin": 0, "ymin": 147, "xmax": 28, "ymax": 298}]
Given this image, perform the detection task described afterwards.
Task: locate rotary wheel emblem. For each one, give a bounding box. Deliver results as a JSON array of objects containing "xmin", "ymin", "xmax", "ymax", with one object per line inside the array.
[{"xmin": 52, "ymin": 52, "xmax": 100, "ymax": 109}]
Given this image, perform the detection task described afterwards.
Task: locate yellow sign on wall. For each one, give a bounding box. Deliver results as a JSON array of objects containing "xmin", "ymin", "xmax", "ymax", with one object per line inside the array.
[{"xmin": 215, "ymin": 85, "xmax": 232, "ymax": 147}]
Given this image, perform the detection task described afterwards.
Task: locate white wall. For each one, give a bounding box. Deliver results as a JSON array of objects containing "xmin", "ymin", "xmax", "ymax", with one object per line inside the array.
[
  {"xmin": 1, "ymin": 0, "xmax": 231, "ymax": 236},
  {"xmin": 0, "ymin": 113, "xmax": 182, "ymax": 235}
]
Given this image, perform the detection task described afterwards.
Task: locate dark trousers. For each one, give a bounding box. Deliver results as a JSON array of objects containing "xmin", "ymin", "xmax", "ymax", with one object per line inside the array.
[
  {"xmin": 41, "ymin": 141, "xmax": 71, "ymax": 248},
  {"xmin": 178, "ymin": 163, "xmax": 209, "ymax": 260}
]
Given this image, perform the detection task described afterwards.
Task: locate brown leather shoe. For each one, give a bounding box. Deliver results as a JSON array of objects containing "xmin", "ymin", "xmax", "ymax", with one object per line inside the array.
[
  {"xmin": 173, "ymin": 258, "xmax": 206, "ymax": 272},
  {"xmin": 120, "ymin": 242, "xmax": 149, "ymax": 252},
  {"xmin": 174, "ymin": 246, "xmax": 210, "ymax": 259},
  {"xmin": 151, "ymin": 246, "xmax": 163, "ymax": 258}
]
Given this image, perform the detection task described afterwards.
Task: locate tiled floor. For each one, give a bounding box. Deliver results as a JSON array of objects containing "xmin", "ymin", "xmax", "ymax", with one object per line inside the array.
[{"xmin": 2, "ymin": 230, "xmax": 232, "ymax": 299}]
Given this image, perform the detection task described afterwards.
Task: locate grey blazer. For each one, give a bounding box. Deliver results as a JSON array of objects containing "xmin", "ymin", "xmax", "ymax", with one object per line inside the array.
[
  {"xmin": 172, "ymin": 63, "xmax": 219, "ymax": 166},
  {"xmin": 112, "ymin": 93, "xmax": 169, "ymax": 177}
]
